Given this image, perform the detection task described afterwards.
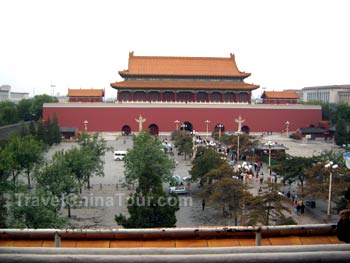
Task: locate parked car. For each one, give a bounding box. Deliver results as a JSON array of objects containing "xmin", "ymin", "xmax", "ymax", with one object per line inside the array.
[{"xmin": 169, "ymin": 186, "xmax": 188, "ymax": 194}]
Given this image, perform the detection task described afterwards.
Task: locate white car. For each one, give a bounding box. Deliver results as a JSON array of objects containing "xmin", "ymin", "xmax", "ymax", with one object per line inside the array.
[
  {"xmin": 169, "ymin": 186, "xmax": 188, "ymax": 194},
  {"xmin": 114, "ymin": 150, "xmax": 127, "ymax": 161}
]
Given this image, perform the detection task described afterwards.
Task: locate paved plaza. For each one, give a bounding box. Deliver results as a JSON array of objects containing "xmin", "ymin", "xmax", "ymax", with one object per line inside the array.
[{"xmin": 45, "ymin": 133, "xmax": 342, "ymax": 228}]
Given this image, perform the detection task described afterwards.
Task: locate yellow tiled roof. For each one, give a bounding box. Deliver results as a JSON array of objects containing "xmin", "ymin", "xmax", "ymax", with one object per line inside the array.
[
  {"xmin": 67, "ymin": 89, "xmax": 104, "ymax": 97},
  {"xmin": 262, "ymin": 91, "xmax": 299, "ymax": 99},
  {"xmin": 111, "ymin": 80, "xmax": 259, "ymax": 91},
  {"xmin": 119, "ymin": 52, "xmax": 251, "ymax": 77}
]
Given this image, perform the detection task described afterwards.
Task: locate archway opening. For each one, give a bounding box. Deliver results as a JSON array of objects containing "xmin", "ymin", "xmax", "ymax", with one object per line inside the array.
[
  {"xmin": 148, "ymin": 124, "xmax": 159, "ymax": 136},
  {"xmin": 121, "ymin": 125, "xmax": 131, "ymax": 135},
  {"xmin": 180, "ymin": 121, "xmax": 193, "ymax": 132},
  {"xmin": 214, "ymin": 123, "xmax": 225, "ymax": 133},
  {"xmin": 241, "ymin": 125, "xmax": 250, "ymax": 134}
]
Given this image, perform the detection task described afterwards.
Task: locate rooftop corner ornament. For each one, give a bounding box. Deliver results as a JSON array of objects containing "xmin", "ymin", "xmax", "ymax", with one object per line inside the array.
[
  {"xmin": 235, "ymin": 115, "xmax": 245, "ymax": 133},
  {"xmin": 135, "ymin": 114, "xmax": 146, "ymax": 132}
]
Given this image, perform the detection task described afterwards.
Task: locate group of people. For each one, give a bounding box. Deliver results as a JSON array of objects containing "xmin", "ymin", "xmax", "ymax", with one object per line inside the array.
[{"xmin": 294, "ymin": 200, "xmax": 305, "ymax": 215}]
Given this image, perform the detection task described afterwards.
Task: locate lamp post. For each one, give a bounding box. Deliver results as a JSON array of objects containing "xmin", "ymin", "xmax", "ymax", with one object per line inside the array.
[
  {"xmin": 180, "ymin": 123, "xmax": 187, "ymax": 131},
  {"xmin": 325, "ymin": 161, "xmax": 338, "ymax": 220},
  {"xmin": 83, "ymin": 120, "xmax": 89, "ymax": 132},
  {"xmin": 204, "ymin": 120, "xmax": 210, "ymax": 139},
  {"xmin": 264, "ymin": 141, "xmax": 275, "ymax": 177},
  {"xmin": 236, "ymin": 132, "xmax": 241, "ymax": 162},
  {"xmin": 285, "ymin": 121, "xmax": 290, "ymax": 137},
  {"xmin": 217, "ymin": 124, "xmax": 224, "ymax": 142},
  {"xmin": 174, "ymin": 120, "xmax": 180, "ymax": 131},
  {"xmin": 191, "ymin": 130, "xmax": 197, "ymax": 159}
]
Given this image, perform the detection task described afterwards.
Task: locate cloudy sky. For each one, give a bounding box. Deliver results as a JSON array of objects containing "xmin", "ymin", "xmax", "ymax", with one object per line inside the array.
[{"xmin": 0, "ymin": 0, "xmax": 349, "ymax": 99}]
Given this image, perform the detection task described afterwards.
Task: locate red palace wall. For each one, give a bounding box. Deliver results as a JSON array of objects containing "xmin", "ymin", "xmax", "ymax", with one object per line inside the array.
[{"xmin": 43, "ymin": 103, "xmax": 322, "ymax": 134}]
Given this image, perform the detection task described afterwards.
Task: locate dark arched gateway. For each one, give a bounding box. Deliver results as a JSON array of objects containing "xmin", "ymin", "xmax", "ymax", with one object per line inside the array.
[
  {"xmin": 121, "ymin": 125, "xmax": 131, "ymax": 135},
  {"xmin": 148, "ymin": 124, "xmax": 159, "ymax": 135}
]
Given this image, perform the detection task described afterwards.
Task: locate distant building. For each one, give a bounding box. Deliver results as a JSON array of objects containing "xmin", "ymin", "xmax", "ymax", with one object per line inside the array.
[
  {"xmin": 67, "ymin": 88, "xmax": 105, "ymax": 102},
  {"xmin": 0, "ymin": 85, "xmax": 29, "ymax": 102},
  {"xmin": 283, "ymin": 89, "xmax": 303, "ymax": 102},
  {"xmin": 302, "ymin": 85, "xmax": 350, "ymax": 104},
  {"xmin": 261, "ymin": 91, "xmax": 299, "ymax": 104}
]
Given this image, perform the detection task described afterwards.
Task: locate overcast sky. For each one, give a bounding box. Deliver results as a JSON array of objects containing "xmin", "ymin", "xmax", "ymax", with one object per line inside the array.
[{"xmin": 1, "ymin": 0, "xmax": 349, "ymax": 99}]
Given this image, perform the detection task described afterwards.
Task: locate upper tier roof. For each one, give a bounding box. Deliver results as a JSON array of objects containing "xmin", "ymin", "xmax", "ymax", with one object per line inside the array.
[
  {"xmin": 67, "ymin": 89, "xmax": 104, "ymax": 97},
  {"xmin": 118, "ymin": 52, "xmax": 251, "ymax": 78}
]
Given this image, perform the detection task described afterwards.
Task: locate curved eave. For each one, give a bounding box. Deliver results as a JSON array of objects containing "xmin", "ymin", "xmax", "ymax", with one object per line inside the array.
[
  {"xmin": 118, "ymin": 71, "xmax": 251, "ymax": 79},
  {"xmin": 110, "ymin": 81, "xmax": 259, "ymax": 91}
]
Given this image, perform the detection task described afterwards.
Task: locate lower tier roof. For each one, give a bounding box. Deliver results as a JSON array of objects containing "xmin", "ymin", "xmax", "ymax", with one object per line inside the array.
[{"xmin": 111, "ymin": 80, "xmax": 259, "ymax": 91}]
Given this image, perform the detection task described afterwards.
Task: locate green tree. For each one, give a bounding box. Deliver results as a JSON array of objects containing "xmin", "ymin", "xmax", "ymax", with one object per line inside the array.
[
  {"xmin": 36, "ymin": 150, "xmax": 80, "ymax": 218},
  {"xmin": 0, "ymin": 147, "xmax": 11, "ymax": 227},
  {"xmin": 36, "ymin": 120, "xmax": 45, "ymax": 142},
  {"xmin": 29, "ymin": 121, "xmax": 36, "ymax": 136},
  {"xmin": 0, "ymin": 101, "xmax": 19, "ymax": 126},
  {"xmin": 303, "ymin": 162, "xmax": 350, "ymax": 213},
  {"xmin": 321, "ymin": 103, "xmax": 335, "ymax": 121},
  {"xmin": 247, "ymin": 183, "xmax": 290, "ymax": 225},
  {"xmin": 30, "ymin": 94, "xmax": 58, "ymax": 121},
  {"xmin": 204, "ymin": 163, "xmax": 250, "ymax": 225},
  {"xmin": 333, "ymin": 103, "xmax": 350, "ymax": 124},
  {"xmin": 272, "ymin": 154, "xmax": 313, "ymax": 192},
  {"xmin": 52, "ymin": 113, "xmax": 62, "ymax": 144},
  {"xmin": 17, "ymin": 98, "xmax": 34, "ymax": 121},
  {"xmin": 173, "ymin": 131, "xmax": 193, "ymax": 160},
  {"xmin": 116, "ymin": 191, "xmax": 179, "ymax": 228},
  {"xmin": 76, "ymin": 132, "xmax": 108, "ymax": 188},
  {"xmin": 123, "ymin": 131, "xmax": 175, "ymax": 194},
  {"xmin": 3, "ymin": 135, "xmax": 45, "ymax": 188},
  {"xmin": 334, "ymin": 118, "xmax": 348, "ymax": 146},
  {"xmin": 10, "ymin": 189, "xmax": 67, "ymax": 228},
  {"xmin": 190, "ymin": 146, "xmax": 226, "ymax": 184},
  {"xmin": 45, "ymin": 116, "xmax": 54, "ymax": 146},
  {"xmin": 115, "ymin": 131, "xmax": 178, "ymax": 228},
  {"xmin": 64, "ymin": 147, "xmax": 95, "ymax": 194},
  {"xmin": 226, "ymin": 133, "xmax": 259, "ymax": 162}
]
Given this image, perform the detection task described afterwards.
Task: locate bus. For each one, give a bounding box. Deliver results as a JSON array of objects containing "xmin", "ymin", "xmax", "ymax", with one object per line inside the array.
[{"xmin": 113, "ymin": 150, "xmax": 127, "ymax": 161}]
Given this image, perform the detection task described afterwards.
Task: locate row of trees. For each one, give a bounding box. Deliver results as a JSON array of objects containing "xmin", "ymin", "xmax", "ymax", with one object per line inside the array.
[
  {"xmin": 0, "ymin": 94, "xmax": 57, "ymax": 126},
  {"xmin": 272, "ymin": 150, "xmax": 350, "ymax": 212},
  {"xmin": 190, "ymin": 145, "xmax": 290, "ymax": 225},
  {"xmin": 0, "ymin": 130, "xmax": 108, "ymax": 228},
  {"xmin": 320, "ymin": 102, "xmax": 350, "ymax": 146},
  {"xmin": 115, "ymin": 131, "xmax": 179, "ymax": 228},
  {"xmin": 322, "ymin": 103, "xmax": 350, "ymax": 124},
  {"xmin": 334, "ymin": 118, "xmax": 350, "ymax": 146}
]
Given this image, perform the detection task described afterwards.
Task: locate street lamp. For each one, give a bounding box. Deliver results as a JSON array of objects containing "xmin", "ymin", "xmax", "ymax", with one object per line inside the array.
[
  {"xmin": 83, "ymin": 120, "xmax": 89, "ymax": 131},
  {"xmin": 325, "ymin": 161, "xmax": 338, "ymax": 220},
  {"xmin": 180, "ymin": 123, "xmax": 187, "ymax": 131},
  {"xmin": 264, "ymin": 141, "xmax": 275, "ymax": 177},
  {"xmin": 174, "ymin": 120, "xmax": 180, "ymax": 131},
  {"xmin": 204, "ymin": 120, "xmax": 211, "ymax": 139},
  {"xmin": 217, "ymin": 124, "xmax": 224, "ymax": 142},
  {"xmin": 285, "ymin": 121, "xmax": 290, "ymax": 137},
  {"xmin": 236, "ymin": 132, "xmax": 242, "ymax": 162}
]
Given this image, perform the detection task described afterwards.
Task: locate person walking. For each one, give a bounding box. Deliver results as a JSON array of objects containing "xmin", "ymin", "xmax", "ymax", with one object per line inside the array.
[
  {"xmin": 202, "ymin": 199, "xmax": 206, "ymax": 211},
  {"xmin": 300, "ymin": 201, "xmax": 305, "ymax": 215}
]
